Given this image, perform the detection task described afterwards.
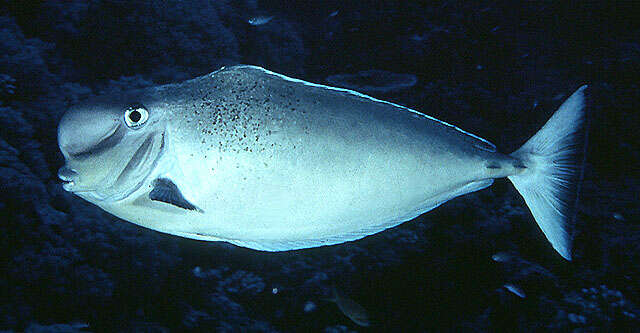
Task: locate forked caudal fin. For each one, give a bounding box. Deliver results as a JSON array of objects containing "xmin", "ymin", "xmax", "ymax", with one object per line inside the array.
[{"xmin": 508, "ymin": 86, "xmax": 588, "ymax": 260}]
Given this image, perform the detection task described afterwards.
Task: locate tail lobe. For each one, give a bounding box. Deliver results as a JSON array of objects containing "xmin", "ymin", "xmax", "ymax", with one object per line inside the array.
[{"xmin": 508, "ymin": 86, "xmax": 588, "ymax": 260}]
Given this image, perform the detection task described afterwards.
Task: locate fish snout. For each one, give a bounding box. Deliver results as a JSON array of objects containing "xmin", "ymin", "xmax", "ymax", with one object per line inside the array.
[{"xmin": 57, "ymin": 107, "xmax": 121, "ymax": 157}]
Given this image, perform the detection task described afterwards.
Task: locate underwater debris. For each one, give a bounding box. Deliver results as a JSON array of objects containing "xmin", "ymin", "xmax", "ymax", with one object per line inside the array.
[
  {"xmin": 304, "ymin": 301, "xmax": 317, "ymax": 313},
  {"xmin": 0, "ymin": 74, "xmax": 16, "ymax": 96},
  {"xmin": 25, "ymin": 322, "xmax": 90, "ymax": 333},
  {"xmin": 612, "ymin": 212, "xmax": 625, "ymax": 221},
  {"xmin": 192, "ymin": 266, "xmax": 222, "ymax": 279},
  {"xmin": 324, "ymin": 325, "xmax": 356, "ymax": 333},
  {"xmin": 325, "ymin": 69, "xmax": 417, "ymax": 94}
]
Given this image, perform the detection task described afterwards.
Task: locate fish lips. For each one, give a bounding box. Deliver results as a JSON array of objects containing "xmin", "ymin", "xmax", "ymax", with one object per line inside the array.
[
  {"xmin": 58, "ymin": 166, "xmax": 101, "ymax": 193},
  {"xmin": 58, "ymin": 166, "xmax": 80, "ymax": 192}
]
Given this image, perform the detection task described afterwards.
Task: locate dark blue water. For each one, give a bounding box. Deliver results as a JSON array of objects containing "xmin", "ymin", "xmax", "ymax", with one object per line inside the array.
[{"xmin": 0, "ymin": 1, "xmax": 638, "ymax": 331}]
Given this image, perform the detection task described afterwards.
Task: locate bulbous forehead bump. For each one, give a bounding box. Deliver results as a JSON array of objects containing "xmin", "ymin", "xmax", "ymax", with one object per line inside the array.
[
  {"xmin": 58, "ymin": 91, "xmax": 153, "ymax": 157},
  {"xmin": 58, "ymin": 106, "xmax": 120, "ymax": 155}
]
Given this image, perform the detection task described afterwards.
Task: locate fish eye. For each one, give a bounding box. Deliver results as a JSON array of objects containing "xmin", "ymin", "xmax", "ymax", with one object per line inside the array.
[{"xmin": 124, "ymin": 105, "xmax": 149, "ymax": 129}]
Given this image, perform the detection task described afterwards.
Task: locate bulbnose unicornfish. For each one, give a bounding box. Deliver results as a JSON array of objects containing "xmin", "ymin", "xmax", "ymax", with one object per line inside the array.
[{"xmin": 57, "ymin": 65, "xmax": 587, "ymax": 259}]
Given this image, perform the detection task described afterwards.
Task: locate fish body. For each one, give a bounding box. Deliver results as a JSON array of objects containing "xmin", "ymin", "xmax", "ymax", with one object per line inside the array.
[
  {"xmin": 327, "ymin": 286, "xmax": 370, "ymax": 327},
  {"xmin": 58, "ymin": 65, "xmax": 587, "ymax": 258},
  {"xmin": 504, "ymin": 283, "xmax": 526, "ymax": 298},
  {"xmin": 492, "ymin": 252, "xmax": 514, "ymax": 263},
  {"xmin": 248, "ymin": 16, "xmax": 274, "ymax": 26}
]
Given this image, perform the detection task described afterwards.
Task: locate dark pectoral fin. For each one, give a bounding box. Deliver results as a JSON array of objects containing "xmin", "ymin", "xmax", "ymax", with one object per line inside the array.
[{"xmin": 149, "ymin": 178, "xmax": 203, "ymax": 212}]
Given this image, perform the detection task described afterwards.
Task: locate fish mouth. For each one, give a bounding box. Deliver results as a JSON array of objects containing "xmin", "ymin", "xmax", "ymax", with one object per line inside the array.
[
  {"xmin": 60, "ymin": 179, "xmax": 75, "ymax": 191},
  {"xmin": 58, "ymin": 166, "xmax": 76, "ymax": 190},
  {"xmin": 59, "ymin": 179, "xmax": 95, "ymax": 193},
  {"xmin": 58, "ymin": 166, "xmax": 93, "ymax": 192}
]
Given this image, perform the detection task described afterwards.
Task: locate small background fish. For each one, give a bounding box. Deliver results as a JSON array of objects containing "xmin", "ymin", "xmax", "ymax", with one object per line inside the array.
[
  {"xmin": 492, "ymin": 251, "xmax": 514, "ymax": 262},
  {"xmin": 324, "ymin": 285, "xmax": 371, "ymax": 327},
  {"xmin": 504, "ymin": 283, "xmax": 526, "ymax": 298},
  {"xmin": 248, "ymin": 15, "xmax": 274, "ymax": 26}
]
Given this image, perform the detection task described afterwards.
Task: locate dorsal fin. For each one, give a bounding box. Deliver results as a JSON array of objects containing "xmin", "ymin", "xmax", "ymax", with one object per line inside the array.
[{"xmin": 149, "ymin": 178, "xmax": 203, "ymax": 212}]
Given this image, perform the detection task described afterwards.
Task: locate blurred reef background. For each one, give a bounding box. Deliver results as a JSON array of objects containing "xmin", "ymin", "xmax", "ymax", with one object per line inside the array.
[{"xmin": 0, "ymin": 1, "xmax": 638, "ymax": 331}]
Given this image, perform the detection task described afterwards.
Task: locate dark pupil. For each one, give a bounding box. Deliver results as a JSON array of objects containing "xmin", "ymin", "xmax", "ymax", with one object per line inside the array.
[{"xmin": 129, "ymin": 110, "xmax": 141, "ymax": 123}]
